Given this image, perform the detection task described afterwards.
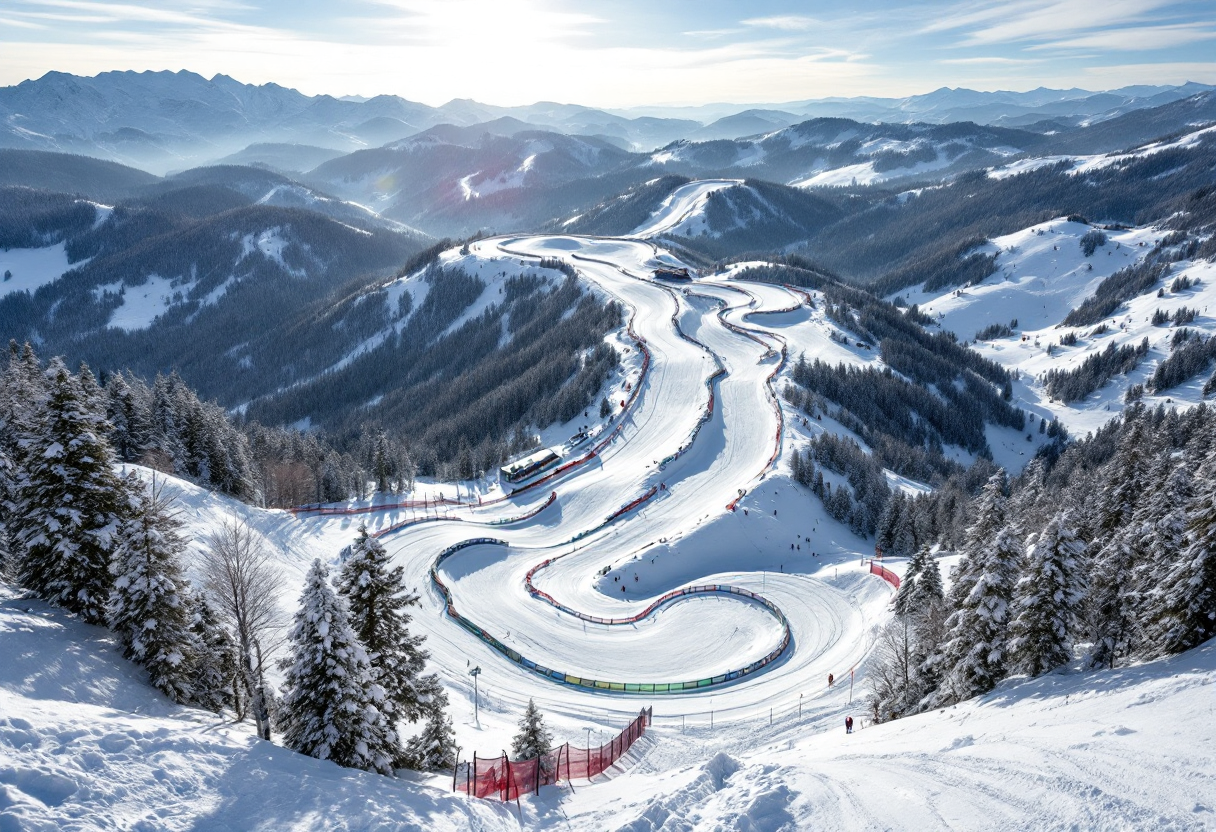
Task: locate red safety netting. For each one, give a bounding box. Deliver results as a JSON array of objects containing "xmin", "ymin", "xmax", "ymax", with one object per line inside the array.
[
  {"xmin": 870, "ymin": 561, "xmax": 901, "ymax": 589},
  {"xmin": 457, "ymin": 708, "xmax": 652, "ymax": 801}
]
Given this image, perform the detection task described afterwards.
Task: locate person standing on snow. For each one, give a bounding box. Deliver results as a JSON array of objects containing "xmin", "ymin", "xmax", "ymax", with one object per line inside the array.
[{"xmin": 845, "ymin": 716, "xmax": 853, "ymax": 734}]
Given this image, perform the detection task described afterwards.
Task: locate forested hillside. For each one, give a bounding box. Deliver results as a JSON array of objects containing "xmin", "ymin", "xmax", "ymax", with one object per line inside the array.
[{"xmin": 868, "ymin": 403, "xmax": 1216, "ymax": 722}]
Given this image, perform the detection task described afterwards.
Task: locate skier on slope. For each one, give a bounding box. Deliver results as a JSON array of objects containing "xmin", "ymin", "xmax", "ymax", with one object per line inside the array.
[{"xmin": 845, "ymin": 716, "xmax": 853, "ymax": 734}]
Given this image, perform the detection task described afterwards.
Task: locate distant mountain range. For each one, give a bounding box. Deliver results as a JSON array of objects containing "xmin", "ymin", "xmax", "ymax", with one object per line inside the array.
[
  {"xmin": 1, "ymin": 70, "xmax": 1212, "ymax": 175},
  {"xmin": 301, "ymin": 92, "xmax": 1216, "ymax": 237}
]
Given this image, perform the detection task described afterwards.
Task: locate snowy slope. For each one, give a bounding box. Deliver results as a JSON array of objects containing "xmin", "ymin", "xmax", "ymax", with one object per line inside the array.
[
  {"xmin": 630, "ymin": 179, "xmax": 742, "ymax": 237},
  {"xmin": 6, "ymin": 227, "xmax": 1215, "ymax": 831},
  {"xmin": 897, "ymin": 219, "xmax": 1158, "ymax": 337},
  {"xmin": 900, "ymin": 216, "xmax": 1216, "ymax": 440},
  {"xmin": 0, "ymin": 242, "xmax": 75, "ymax": 300},
  {"xmin": 0, "ymin": 584, "xmax": 514, "ymax": 832}
]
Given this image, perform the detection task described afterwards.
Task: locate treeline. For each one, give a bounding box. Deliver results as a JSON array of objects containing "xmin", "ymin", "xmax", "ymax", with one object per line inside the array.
[
  {"xmin": 789, "ymin": 359, "xmax": 989, "ymax": 455},
  {"xmin": 1063, "ymin": 260, "xmax": 1173, "ymax": 327},
  {"xmin": 253, "ymin": 267, "xmax": 623, "ymax": 480},
  {"xmin": 0, "ymin": 186, "xmax": 97, "ymax": 249},
  {"xmin": 732, "ymin": 259, "xmax": 838, "ymax": 291},
  {"xmin": 871, "ymin": 236, "xmax": 998, "ymax": 298},
  {"xmin": 738, "ymin": 255, "xmax": 1021, "ymax": 440},
  {"xmin": 975, "ymin": 319, "xmax": 1017, "ymax": 341},
  {"xmin": 1062, "ymin": 231, "xmax": 1202, "ymax": 327},
  {"xmin": 7, "ymin": 342, "xmax": 426, "ymax": 509},
  {"xmin": 1150, "ymin": 331, "xmax": 1216, "ymax": 393},
  {"xmin": 791, "ymin": 433, "xmax": 890, "ymax": 537},
  {"xmin": 0, "ymin": 352, "xmax": 455, "ymax": 773},
  {"xmin": 1042, "ymin": 338, "xmax": 1150, "ymax": 403},
  {"xmin": 869, "ymin": 402, "xmax": 1216, "ymax": 722},
  {"xmin": 820, "ymin": 279, "xmax": 1013, "ymax": 387}
]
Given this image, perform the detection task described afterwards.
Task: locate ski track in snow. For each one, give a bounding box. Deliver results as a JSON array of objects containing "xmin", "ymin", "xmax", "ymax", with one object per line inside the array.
[{"xmin": 4, "ymin": 189, "xmax": 1216, "ymax": 830}]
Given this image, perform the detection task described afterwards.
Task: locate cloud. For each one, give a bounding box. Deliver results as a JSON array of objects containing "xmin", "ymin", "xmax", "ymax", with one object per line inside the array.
[
  {"xmin": 938, "ymin": 56, "xmax": 1044, "ymax": 65},
  {"xmin": 1028, "ymin": 23, "xmax": 1216, "ymax": 51},
  {"xmin": 0, "ymin": 14, "xmax": 46, "ymax": 28},
  {"xmin": 921, "ymin": 0, "xmax": 1186, "ymax": 45},
  {"xmin": 741, "ymin": 15, "xmax": 818, "ymax": 31},
  {"xmin": 682, "ymin": 28, "xmax": 743, "ymax": 39}
]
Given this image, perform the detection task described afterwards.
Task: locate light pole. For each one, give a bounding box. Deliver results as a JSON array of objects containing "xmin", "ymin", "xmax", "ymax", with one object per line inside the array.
[{"xmin": 469, "ymin": 665, "xmax": 481, "ymax": 724}]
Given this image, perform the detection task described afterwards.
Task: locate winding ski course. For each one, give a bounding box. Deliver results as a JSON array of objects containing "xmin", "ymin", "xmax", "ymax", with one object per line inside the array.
[{"xmin": 310, "ymin": 233, "xmax": 885, "ymax": 726}]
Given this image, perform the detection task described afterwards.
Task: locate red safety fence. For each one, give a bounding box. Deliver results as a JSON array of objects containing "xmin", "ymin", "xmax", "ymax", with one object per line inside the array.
[
  {"xmin": 457, "ymin": 708, "xmax": 652, "ymax": 801},
  {"xmin": 870, "ymin": 560, "xmax": 901, "ymax": 589}
]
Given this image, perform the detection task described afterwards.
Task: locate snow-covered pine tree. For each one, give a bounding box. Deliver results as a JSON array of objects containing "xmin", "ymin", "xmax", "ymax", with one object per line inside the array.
[
  {"xmin": 1083, "ymin": 427, "xmax": 1171, "ymax": 668},
  {"xmin": 892, "ymin": 509, "xmax": 917, "ymax": 558},
  {"xmin": 1092, "ymin": 413, "xmax": 1146, "ymax": 543},
  {"xmin": 872, "ymin": 546, "xmax": 948, "ymax": 721},
  {"xmin": 0, "ymin": 343, "xmax": 48, "ymax": 571},
  {"xmin": 511, "ymin": 698, "xmax": 553, "ymax": 760},
  {"xmin": 1133, "ymin": 460, "xmax": 1193, "ymax": 619},
  {"xmin": 150, "ymin": 373, "xmax": 187, "ymax": 474},
  {"xmin": 894, "ymin": 545, "xmax": 932, "ymax": 615},
  {"xmin": 1008, "ymin": 511, "xmax": 1087, "ymax": 677},
  {"xmin": 945, "ymin": 470, "xmax": 1009, "ymax": 611},
  {"xmin": 402, "ymin": 691, "xmax": 458, "ymax": 771},
  {"xmin": 932, "ymin": 472, "xmax": 1020, "ymax": 704},
  {"xmin": 936, "ymin": 523, "xmax": 1023, "ymax": 704},
  {"xmin": 1, "ymin": 342, "xmax": 48, "ymax": 458},
  {"xmin": 77, "ymin": 363, "xmax": 106, "ymax": 417},
  {"xmin": 910, "ymin": 551, "xmax": 948, "ymax": 701},
  {"xmin": 188, "ymin": 594, "xmax": 238, "ymax": 714},
  {"xmin": 910, "ymin": 549, "xmax": 944, "ymax": 613},
  {"xmin": 108, "ymin": 475, "xmax": 196, "ymax": 703},
  {"xmin": 104, "ymin": 371, "xmax": 153, "ymax": 463},
  {"xmin": 875, "ymin": 491, "xmax": 902, "ymax": 556},
  {"xmin": 1086, "ymin": 525, "xmax": 1141, "ymax": 669},
  {"xmin": 336, "ymin": 525, "xmax": 441, "ymax": 728},
  {"xmin": 280, "ymin": 559, "xmax": 397, "ymax": 774},
  {"xmin": 1145, "ymin": 450, "xmax": 1216, "ymax": 655},
  {"xmin": 15, "ymin": 360, "xmax": 131, "ymax": 623},
  {"xmin": 0, "ymin": 442, "xmax": 12, "ymax": 580}
]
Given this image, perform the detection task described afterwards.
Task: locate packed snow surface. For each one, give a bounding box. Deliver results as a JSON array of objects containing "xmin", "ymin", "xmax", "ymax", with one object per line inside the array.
[{"xmin": 4, "ymin": 221, "xmax": 1214, "ymax": 830}]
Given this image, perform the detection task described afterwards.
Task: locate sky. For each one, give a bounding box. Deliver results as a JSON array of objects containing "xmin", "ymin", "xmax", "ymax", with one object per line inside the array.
[{"xmin": 1, "ymin": 0, "xmax": 1215, "ymax": 108}]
